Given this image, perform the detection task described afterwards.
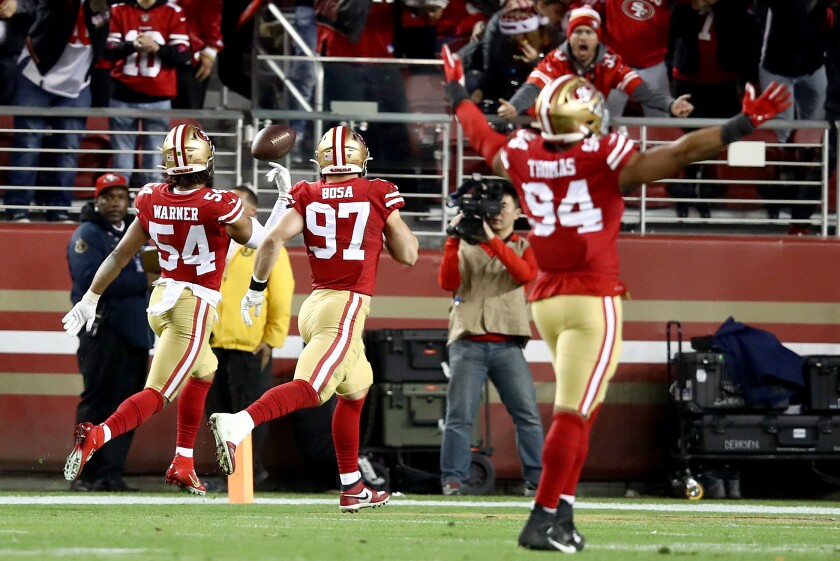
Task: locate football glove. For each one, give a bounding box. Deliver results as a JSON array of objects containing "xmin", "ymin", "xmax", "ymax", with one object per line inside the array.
[
  {"xmin": 240, "ymin": 289, "xmax": 265, "ymax": 326},
  {"xmin": 441, "ymin": 44, "xmax": 465, "ymax": 86},
  {"xmin": 266, "ymin": 162, "xmax": 291, "ymax": 198},
  {"xmin": 62, "ymin": 291, "xmax": 100, "ymax": 337},
  {"xmin": 742, "ymin": 82, "xmax": 792, "ymax": 127}
]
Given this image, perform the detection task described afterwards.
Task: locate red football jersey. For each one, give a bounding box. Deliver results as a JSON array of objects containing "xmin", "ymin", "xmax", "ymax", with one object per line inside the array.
[
  {"xmin": 108, "ymin": 2, "xmax": 190, "ymax": 97},
  {"xmin": 500, "ymin": 129, "xmax": 637, "ymax": 299},
  {"xmin": 527, "ymin": 47, "xmax": 642, "ymax": 99},
  {"xmin": 604, "ymin": 0, "xmax": 670, "ymax": 69},
  {"xmin": 671, "ymin": 12, "xmax": 737, "ymax": 84},
  {"xmin": 135, "ymin": 183, "xmax": 243, "ymax": 290},
  {"xmin": 288, "ymin": 177, "xmax": 405, "ymax": 296}
]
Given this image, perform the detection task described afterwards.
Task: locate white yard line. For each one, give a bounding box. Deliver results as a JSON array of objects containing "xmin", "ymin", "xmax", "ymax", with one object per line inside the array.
[{"xmin": 1, "ymin": 495, "xmax": 840, "ymax": 516}]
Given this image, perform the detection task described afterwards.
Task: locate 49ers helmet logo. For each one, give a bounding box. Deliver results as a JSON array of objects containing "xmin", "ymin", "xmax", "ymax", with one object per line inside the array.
[{"xmin": 622, "ymin": 0, "xmax": 655, "ymax": 21}]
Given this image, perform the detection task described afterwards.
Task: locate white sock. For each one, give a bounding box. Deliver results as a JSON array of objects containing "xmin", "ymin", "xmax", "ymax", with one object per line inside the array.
[
  {"xmin": 101, "ymin": 424, "xmax": 112, "ymax": 444},
  {"xmin": 234, "ymin": 411, "xmax": 255, "ymax": 442},
  {"xmin": 560, "ymin": 494, "xmax": 575, "ymax": 506},
  {"xmin": 176, "ymin": 447, "xmax": 193, "ymax": 458},
  {"xmin": 340, "ymin": 471, "xmax": 362, "ymax": 486}
]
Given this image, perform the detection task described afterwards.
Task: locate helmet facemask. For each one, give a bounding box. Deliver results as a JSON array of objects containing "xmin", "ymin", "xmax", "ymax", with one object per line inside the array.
[
  {"xmin": 312, "ymin": 126, "xmax": 372, "ymax": 176},
  {"xmin": 534, "ymin": 75, "xmax": 607, "ymax": 143}
]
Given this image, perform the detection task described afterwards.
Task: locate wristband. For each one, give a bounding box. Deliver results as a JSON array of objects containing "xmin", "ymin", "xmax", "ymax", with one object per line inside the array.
[
  {"xmin": 445, "ymin": 81, "xmax": 470, "ymax": 108},
  {"xmin": 82, "ymin": 290, "xmax": 101, "ymax": 305},
  {"xmin": 249, "ymin": 276, "xmax": 268, "ymax": 292},
  {"xmin": 721, "ymin": 113, "xmax": 755, "ymax": 145}
]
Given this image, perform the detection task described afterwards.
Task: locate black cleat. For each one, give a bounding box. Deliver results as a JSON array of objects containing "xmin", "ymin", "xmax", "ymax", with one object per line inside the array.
[
  {"xmin": 555, "ymin": 500, "xmax": 585, "ymax": 552},
  {"xmin": 518, "ymin": 507, "xmax": 577, "ymax": 553}
]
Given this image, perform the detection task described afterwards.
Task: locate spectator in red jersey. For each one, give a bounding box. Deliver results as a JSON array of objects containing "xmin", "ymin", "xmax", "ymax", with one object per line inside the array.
[
  {"xmin": 497, "ymin": 7, "xmax": 692, "ymax": 122},
  {"xmin": 461, "ymin": 0, "xmax": 555, "ymax": 117},
  {"xmin": 172, "ymin": 0, "xmax": 223, "ymax": 110},
  {"xmin": 436, "ymin": 0, "xmax": 493, "ymax": 47},
  {"xmin": 441, "ymin": 44, "xmax": 791, "ymax": 552},
  {"xmin": 104, "ymin": 0, "xmax": 191, "ymax": 187},
  {"xmin": 315, "ymin": 0, "xmax": 415, "ymax": 205},
  {"xmin": 62, "ymin": 124, "xmax": 291, "ymax": 495},
  {"xmin": 600, "ymin": 0, "xmax": 673, "ymax": 118},
  {"xmin": 397, "ymin": 0, "xmax": 449, "ymax": 59},
  {"xmin": 668, "ymin": 0, "xmax": 759, "ymax": 218}
]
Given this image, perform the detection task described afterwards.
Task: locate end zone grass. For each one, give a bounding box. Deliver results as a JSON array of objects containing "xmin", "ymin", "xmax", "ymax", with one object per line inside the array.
[{"xmin": 1, "ymin": 495, "xmax": 839, "ymax": 560}]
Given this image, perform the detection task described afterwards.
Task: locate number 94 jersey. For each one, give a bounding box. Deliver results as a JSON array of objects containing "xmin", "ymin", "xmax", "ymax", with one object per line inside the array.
[
  {"xmin": 288, "ymin": 177, "xmax": 405, "ymax": 296},
  {"xmin": 135, "ymin": 183, "xmax": 244, "ymax": 290},
  {"xmin": 500, "ymin": 128, "xmax": 637, "ymax": 299}
]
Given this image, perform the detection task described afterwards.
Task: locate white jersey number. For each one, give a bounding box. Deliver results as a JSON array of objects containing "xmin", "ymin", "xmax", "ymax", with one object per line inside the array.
[
  {"xmin": 306, "ymin": 201, "xmax": 371, "ymax": 260},
  {"xmin": 521, "ymin": 179, "xmax": 604, "ymax": 236},
  {"xmin": 120, "ymin": 30, "xmax": 164, "ymax": 78},
  {"xmin": 148, "ymin": 221, "xmax": 216, "ymax": 275}
]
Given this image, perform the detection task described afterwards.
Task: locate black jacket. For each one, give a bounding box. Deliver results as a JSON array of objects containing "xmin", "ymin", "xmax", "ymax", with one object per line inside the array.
[
  {"xmin": 757, "ymin": 0, "xmax": 831, "ymax": 77},
  {"xmin": 67, "ymin": 203, "xmax": 152, "ymax": 350},
  {"xmin": 669, "ymin": 1, "xmax": 759, "ymax": 86},
  {"xmin": 26, "ymin": 0, "xmax": 109, "ymax": 77},
  {"xmin": 0, "ymin": 0, "xmax": 35, "ymax": 59}
]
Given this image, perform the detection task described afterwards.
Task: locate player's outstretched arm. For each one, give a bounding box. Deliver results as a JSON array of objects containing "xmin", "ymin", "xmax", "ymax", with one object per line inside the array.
[
  {"xmin": 62, "ymin": 219, "xmax": 149, "ymax": 336},
  {"xmin": 241, "ymin": 209, "xmax": 304, "ymax": 326},
  {"xmin": 618, "ymin": 82, "xmax": 791, "ymax": 192},
  {"xmin": 384, "ymin": 210, "xmax": 419, "ymax": 266},
  {"xmin": 441, "ymin": 45, "xmax": 510, "ymax": 179}
]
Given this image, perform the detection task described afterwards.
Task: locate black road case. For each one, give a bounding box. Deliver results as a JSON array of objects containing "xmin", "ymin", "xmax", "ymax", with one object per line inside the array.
[
  {"xmin": 365, "ymin": 329, "xmax": 449, "ymax": 383},
  {"xmin": 803, "ymin": 356, "xmax": 840, "ymax": 412}
]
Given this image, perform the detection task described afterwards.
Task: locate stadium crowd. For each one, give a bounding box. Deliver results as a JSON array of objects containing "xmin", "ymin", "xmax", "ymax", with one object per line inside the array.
[{"xmin": 0, "ymin": 0, "xmax": 836, "ymax": 227}]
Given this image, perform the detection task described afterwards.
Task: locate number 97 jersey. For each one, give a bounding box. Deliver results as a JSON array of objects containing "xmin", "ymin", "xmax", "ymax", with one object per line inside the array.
[
  {"xmin": 500, "ymin": 128, "xmax": 638, "ymax": 298},
  {"xmin": 135, "ymin": 183, "xmax": 244, "ymax": 291},
  {"xmin": 288, "ymin": 177, "xmax": 405, "ymax": 296}
]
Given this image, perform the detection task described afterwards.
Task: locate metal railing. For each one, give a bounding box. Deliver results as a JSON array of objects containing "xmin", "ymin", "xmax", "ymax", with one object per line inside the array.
[{"xmin": 1, "ymin": 106, "xmax": 838, "ymax": 237}]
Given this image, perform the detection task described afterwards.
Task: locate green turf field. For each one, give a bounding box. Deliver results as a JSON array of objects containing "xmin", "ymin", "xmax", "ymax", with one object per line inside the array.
[{"xmin": 1, "ymin": 494, "xmax": 839, "ymax": 560}]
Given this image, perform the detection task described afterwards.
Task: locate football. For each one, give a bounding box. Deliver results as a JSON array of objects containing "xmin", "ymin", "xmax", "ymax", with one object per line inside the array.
[{"xmin": 251, "ymin": 124, "xmax": 296, "ymax": 161}]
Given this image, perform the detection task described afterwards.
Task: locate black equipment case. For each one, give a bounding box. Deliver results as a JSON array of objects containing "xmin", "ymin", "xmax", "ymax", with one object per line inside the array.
[
  {"xmin": 672, "ymin": 352, "xmax": 746, "ymax": 412},
  {"xmin": 365, "ymin": 329, "xmax": 449, "ymax": 383},
  {"xmin": 688, "ymin": 414, "xmax": 840, "ymax": 454},
  {"xmin": 803, "ymin": 356, "xmax": 840, "ymax": 412}
]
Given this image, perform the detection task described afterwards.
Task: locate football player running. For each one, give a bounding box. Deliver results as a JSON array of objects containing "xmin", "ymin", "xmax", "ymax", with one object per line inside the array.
[
  {"xmin": 209, "ymin": 126, "xmax": 419, "ymax": 512},
  {"xmin": 441, "ymin": 45, "xmax": 791, "ymax": 552},
  {"xmin": 62, "ymin": 124, "xmax": 288, "ymax": 495}
]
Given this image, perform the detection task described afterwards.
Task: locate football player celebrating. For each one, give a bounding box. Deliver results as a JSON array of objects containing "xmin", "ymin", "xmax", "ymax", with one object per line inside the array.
[
  {"xmin": 441, "ymin": 45, "xmax": 791, "ymax": 551},
  {"xmin": 62, "ymin": 124, "xmax": 288, "ymax": 495},
  {"xmin": 209, "ymin": 126, "xmax": 419, "ymax": 512}
]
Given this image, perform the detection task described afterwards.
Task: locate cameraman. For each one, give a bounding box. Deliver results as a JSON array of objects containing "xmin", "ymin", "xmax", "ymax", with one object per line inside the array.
[{"xmin": 439, "ymin": 181, "xmax": 544, "ymax": 496}]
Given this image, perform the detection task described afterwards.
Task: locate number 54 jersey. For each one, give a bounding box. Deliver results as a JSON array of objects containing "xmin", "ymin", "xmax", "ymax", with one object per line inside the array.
[
  {"xmin": 288, "ymin": 177, "xmax": 405, "ymax": 296},
  {"xmin": 500, "ymin": 128, "xmax": 638, "ymax": 299},
  {"xmin": 135, "ymin": 183, "xmax": 244, "ymax": 290}
]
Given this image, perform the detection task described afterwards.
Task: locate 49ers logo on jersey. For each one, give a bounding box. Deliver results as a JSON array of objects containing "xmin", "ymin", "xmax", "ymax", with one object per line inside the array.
[{"xmin": 622, "ymin": 0, "xmax": 656, "ymax": 20}]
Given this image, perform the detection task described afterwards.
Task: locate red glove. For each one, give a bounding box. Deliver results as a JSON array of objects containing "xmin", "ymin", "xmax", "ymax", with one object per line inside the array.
[
  {"xmin": 441, "ymin": 44, "xmax": 465, "ymax": 86},
  {"xmin": 741, "ymin": 82, "xmax": 792, "ymax": 127}
]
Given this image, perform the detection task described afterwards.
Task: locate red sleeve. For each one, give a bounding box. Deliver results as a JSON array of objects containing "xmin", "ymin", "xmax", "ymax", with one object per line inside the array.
[
  {"xmin": 438, "ymin": 237, "xmax": 462, "ymax": 292},
  {"xmin": 453, "ymin": 100, "xmax": 507, "ymax": 168},
  {"xmin": 485, "ymin": 237, "xmax": 537, "ymax": 285}
]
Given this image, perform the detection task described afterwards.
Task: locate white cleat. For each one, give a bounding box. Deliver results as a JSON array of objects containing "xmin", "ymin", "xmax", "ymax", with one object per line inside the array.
[{"xmin": 208, "ymin": 413, "xmax": 250, "ymax": 475}]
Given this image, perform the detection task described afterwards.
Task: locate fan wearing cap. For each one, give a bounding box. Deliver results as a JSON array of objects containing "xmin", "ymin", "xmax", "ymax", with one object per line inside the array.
[
  {"xmin": 65, "ymin": 172, "xmax": 152, "ymax": 492},
  {"xmin": 497, "ymin": 6, "xmax": 694, "ymax": 122},
  {"xmin": 458, "ymin": 0, "xmax": 555, "ymax": 111}
]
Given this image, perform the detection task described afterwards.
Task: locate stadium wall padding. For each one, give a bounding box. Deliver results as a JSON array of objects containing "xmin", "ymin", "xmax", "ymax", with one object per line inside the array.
[{"xmin": 1, "ymin": 223, "xmax": 839, "ymax": 483}]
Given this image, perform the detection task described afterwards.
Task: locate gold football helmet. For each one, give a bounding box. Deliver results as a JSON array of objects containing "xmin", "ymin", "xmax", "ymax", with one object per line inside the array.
[
  {"xmin": 312, "ymin": 126, "xmax": 372, "ymax": 176},
  {"xmin": 161, "ymin": 124, "xmax": 215, "ymax": 175},
  {"xmin": 534, "ymin": 74, "xmax": 606, "ymax": 143}
]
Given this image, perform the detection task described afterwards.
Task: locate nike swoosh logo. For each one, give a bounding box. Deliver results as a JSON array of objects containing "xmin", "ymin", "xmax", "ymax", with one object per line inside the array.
[{"xmin": 345, "ymin": 488, "xmax": 373, "ymax": 501}]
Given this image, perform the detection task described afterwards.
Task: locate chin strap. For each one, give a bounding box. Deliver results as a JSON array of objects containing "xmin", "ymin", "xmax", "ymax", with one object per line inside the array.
[{"xmin": 453, "ymin": 101, "xmax": 508, "ymax": 168}]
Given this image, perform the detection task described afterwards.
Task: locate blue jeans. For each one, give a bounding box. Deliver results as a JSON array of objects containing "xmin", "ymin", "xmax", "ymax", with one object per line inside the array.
[
  {"xmin": 759, "ymin": 65, "xmax": 827, "ymax": 143},
  {"xmin": 109, "ymin": 98, "xmax": 171, "ymax": 186},
  {"xmin": 440, "ymin": 339, "xmax": 544, "ymax": 486},
  {"xmin": 4, "ymin": 72, "xmax": 91, "ymax": 219},
  {"xmin": 290, "ymin": 5, "xmax": 316, "ymax": 140}
]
